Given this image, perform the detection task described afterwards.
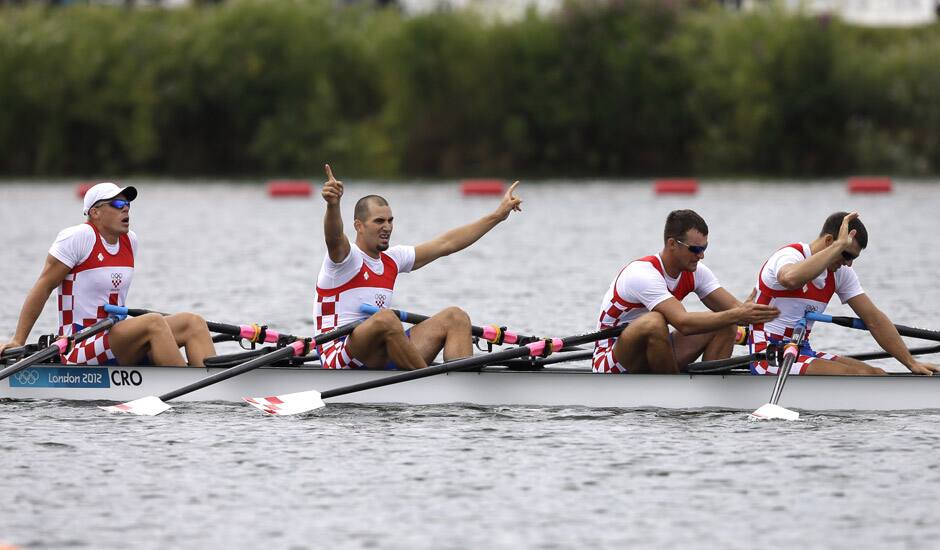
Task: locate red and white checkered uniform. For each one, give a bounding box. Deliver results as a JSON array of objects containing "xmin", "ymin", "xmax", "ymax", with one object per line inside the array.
[
  {"xmin": 49, "ymin": 223, "xmax": 135, "ymax": 365},
  {"xmin": 593, "ymin": 254, "xmax": 721, "ymax": 373},
  {"xmin": 748, "ymin": 243, "xmax": 863, "ymax": 375},
  {"xmin": 315, "ymin": 244, "xmax": 414, "ymax": 369}
]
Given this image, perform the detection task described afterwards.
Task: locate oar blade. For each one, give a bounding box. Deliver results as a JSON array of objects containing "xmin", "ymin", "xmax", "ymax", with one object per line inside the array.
[
  {"xmin": 243, "ymin": 390, "xmax": 324, "ymax": 416},
  {"xmin": 99, "ymin": 395, "xmax": 172, "ymax": 416},
  {"xmin": 749, "ymin": 403, "xmax": 800, "ymax": 421}
]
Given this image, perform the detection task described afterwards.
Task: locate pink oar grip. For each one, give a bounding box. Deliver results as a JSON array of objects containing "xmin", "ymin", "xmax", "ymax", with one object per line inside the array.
[
  {"xmin": 480, "ymin": 326, "xmax": 520, "ymax": 344},
  {"xmin": 525, "ymin": 338, "xmax": 564, "ymax": 356},
  {"xmin": 55, "ymin": 339, "xmax": 68, "ymax": 353},
  {"xmin": 263, "ymin": 330, "xmax": 282, "ymax": 343},
  {"xmin": 238, "ymin": 325, "xmax": 256, "ymax": 339},
  {"xmin": 782, "ymin": 345, "xmax": 799, "ymax": 359},
  {"xmin": 289, "ymin": 340, "xmax": 307, "ymax": 356}
]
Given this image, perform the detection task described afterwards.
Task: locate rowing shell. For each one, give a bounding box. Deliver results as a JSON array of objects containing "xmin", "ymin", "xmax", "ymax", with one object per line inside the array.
[{"xmin": 1, "ymin": 364, "xmax": 938, "ymax": 411}]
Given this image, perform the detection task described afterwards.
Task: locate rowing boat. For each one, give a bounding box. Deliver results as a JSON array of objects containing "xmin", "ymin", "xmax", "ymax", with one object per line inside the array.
[{"xmin": 1, "ymin": 363, "xmax": 937, "ymax": 411}]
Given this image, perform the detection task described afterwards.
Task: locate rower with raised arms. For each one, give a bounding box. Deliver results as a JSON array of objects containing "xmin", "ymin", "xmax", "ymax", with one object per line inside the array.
[
  {"xmin": 748, "ymin": 211, "xmax": 940, "ymax": 376},
  {"xmin": 315, "ymin": 164, "xmax": 522, "ymax": 370},
  {"xmin": 594, "ymin": 209, "xmax": 780, "ymax": 374},
  {"xmin": 0, "ymin": 183, "xmax": 216, "ymax": 367}
]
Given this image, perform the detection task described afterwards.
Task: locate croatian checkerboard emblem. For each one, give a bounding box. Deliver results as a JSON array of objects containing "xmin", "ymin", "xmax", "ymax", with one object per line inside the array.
[
  {"xmin": 375, "ymin": 294, "xmax": 386, "ymax": 307},
  {"xmin": 112, "ymin": 273, "xmax": 123, "ymax": 288}
]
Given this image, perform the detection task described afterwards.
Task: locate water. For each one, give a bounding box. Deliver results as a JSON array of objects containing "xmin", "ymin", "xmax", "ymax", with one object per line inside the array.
[{"xmin": 2, "ymin": 180, "xmax": 940, "ymax": 548}]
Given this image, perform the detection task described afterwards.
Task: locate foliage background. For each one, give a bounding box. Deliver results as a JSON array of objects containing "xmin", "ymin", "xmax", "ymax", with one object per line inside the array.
[{"xmin": 1, "ymin": 0, "xmax": 938, "ymax": 177}]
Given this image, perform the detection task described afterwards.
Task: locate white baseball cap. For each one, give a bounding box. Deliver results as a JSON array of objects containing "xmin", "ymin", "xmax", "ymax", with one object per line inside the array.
[{"xmin": 82, "ymin": 182, "xmax": 138, "ymax": 216}]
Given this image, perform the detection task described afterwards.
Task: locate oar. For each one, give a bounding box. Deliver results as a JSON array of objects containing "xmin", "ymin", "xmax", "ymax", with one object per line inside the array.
[
  {"xmin": 687, "ymin": 352, "xmax": 764, "ymax": 374},
  {"xmin": 750, "ymin": 318, "xmax": 807, "ymax": 421},
  {"xmin": 100, "ymin": 320, "xmax": 360, "ymax": 416},
  {"xmin": 0, "ymin": 318, "xmax": 116, "ymax": 382},
  {"xmin": 359, "ymin": 304, "xmax": 538, "ymax": 345},
  {"xmin": 243, "ymin": 325, "xmax": 626, "ymax": 416},
  {"xmin": 1, "ymin": 344, "xmax": 30, "ymax": 361},
  {"xmin": 806, "ymin": 312, "xmax": 940, "ymax": 342},
  {"xmin": 104, "ymin": 305, "xmax": 304, "ymax": 346},
  {"xmin": 848, "ymin": 344, "xmax": 940, "ymax": 361}
]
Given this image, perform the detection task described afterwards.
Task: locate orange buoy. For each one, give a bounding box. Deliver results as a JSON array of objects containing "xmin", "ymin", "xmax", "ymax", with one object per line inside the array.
[
  {"xmin": 460, "ymin": 179, "xmax": 505, "ymax": 196},
  {"xmin": 654, "ymin": 179, "xmax": 699, "ymax": 195},
  {"xmin": 847, "ymin": 177, "xmax": 892, "ymax": 194},
  {"xmin": 76, "ymin": 182, "xmax": 96, "ymax": 199},
  {"xmin": 267, "ymin": 180, "xmax": 312, "ymax": 197}
]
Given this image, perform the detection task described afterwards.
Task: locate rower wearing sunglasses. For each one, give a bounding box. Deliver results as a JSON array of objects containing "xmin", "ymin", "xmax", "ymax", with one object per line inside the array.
[
  {"xmin": 0, "ymin": 182, "xmax": 216, "ymax": 367},
  {"xmin": 748, "ymin": 211, "xmax": 939, "ymax": 376},
  {"xmin": 593, "ymin": 209, "xmax": 779, "ymax": 374}
]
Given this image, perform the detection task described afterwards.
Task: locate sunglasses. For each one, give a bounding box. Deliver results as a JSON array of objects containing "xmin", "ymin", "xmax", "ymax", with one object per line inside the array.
[
  {"xmin": 96, "ymin": 199, "xmax": 131, "ymax": 210},
  {"xmin": 676, "ymin": 239, "xmax": 707, "ymax": 255},
  {"xmin": 841, "ymin": 251, "xmax": 858, "ymax": 262}
]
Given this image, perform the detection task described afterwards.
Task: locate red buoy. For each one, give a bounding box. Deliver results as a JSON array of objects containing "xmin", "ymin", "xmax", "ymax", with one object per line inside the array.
[
  {"xmin": 76, "ymin": 182, "xmax": 95, "ymax": 199},
  {"xmin": 847, "ymin": 177, "xmax": 892, "ymax": 194},
  {"xmin": 654, "ymin": 179, "xmax": 699, "ymax": 195},
  {"xmin": 267, "ymin": 180, "xmax": 312, "ymax": 197},
  {"xmin": 461, "ymin": 179, "xmax": 505, "ymax": 196}
]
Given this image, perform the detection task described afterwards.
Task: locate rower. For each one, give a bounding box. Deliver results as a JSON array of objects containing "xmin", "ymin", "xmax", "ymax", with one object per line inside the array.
[
  {"xmin": 748, "ymin": 211, "xmax": 939, "ymax": 376},
  {"xmin": 593, "ymin": 209, "xmax": 779, "ymax": 374},
  {"xmin": 0, "ymin": 183, "xmax": 216, "ymax": 367},
  {"xmin": 315, "ymin": 164, "xmax": 522, "ymax": 370}
]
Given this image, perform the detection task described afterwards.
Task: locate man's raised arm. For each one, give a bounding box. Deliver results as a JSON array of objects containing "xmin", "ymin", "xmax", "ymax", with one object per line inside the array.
[
  {"xmin": 322, "ymin": 164, "xmax": 351, "ymax": 263},
  {"xmin": 412, "ymin": 182, "xmax": 522, "ymax": 271}
]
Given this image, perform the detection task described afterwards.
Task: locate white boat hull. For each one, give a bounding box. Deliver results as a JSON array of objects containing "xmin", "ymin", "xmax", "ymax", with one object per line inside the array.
[{"xmin": 1, "ymin": 364, "xmax": 938, "ymax": 411}]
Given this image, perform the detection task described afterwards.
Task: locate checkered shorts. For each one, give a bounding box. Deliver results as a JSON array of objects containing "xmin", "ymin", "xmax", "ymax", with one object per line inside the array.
[
  {"xmin": 319, "ymin": 338, "xmax": 366, "ymax": 370},
  {"xmin": 593, "ymin": 343, "xmax": 626, "ymax": 374},
  {"xmin": 60, "ymin": 328, "xmax": 117, "ymax": 366},
  {"xmin": 749, "ymin": 328, "xmax": 837, "ymax": 375}
]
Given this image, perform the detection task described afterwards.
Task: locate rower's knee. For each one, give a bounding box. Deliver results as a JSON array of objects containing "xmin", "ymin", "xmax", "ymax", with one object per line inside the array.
[
  {"xmin": 371, "ymin": 309, "xmax": 405, "ymax": 337},
  {"xmin": 635, "ymin": 312, "xmax": 669, "ymax": 340},
  {"xmin": 141, "ymin": 312, "xmax": 171, "ymax": 333},
  {"xmin": 175, "ymin": 312, "xmax": 209, "ymax": 339},
  {"xmin": 440, "ymin": 306, "xmax": 471, "ymax": 331}
]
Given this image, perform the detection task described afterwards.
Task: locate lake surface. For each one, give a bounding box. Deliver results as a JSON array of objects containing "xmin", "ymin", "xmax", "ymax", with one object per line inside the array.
[{"xmin": 1, "ymin": 180, "xmax": 939, "ymax": 549}]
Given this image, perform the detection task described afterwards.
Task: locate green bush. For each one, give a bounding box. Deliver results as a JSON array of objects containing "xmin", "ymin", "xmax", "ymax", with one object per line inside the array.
[{"xmin": 0, "ymin": 0, "xmax": 938, "ymax": 177}]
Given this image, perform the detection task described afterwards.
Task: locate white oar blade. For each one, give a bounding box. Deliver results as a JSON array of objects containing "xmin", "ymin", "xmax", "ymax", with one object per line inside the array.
[
  {"xmin": 243, "ymin": 390, "xmax": 324, "ymax": 416},
  {"xmin": 750, "ymin": 403, "xmax": 800, "ymax": 421},
  {"xmin": 99, "ymin": 395, "xmax": 172, "ymax": 416}
]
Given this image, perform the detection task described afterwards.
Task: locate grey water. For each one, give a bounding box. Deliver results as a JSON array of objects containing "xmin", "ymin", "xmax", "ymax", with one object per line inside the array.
[{"xmin": 2, "ymin": 180, "xmax": 940, "ymax": 549}]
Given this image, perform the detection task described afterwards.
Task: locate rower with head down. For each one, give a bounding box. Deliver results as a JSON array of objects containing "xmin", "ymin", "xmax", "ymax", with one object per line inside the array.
[
  {"xmin": 0, "ymin": 183, "xmax": 216, "ymax": 367},
  {"xmin": 315, "ymin": 165, "xmax": 522, "ymax": 370},
  {"xmin": 747, "ymin": 211, "xmax": 940, "ymax": 376},
  {"xmin": 593, "ymin": 209, "xmax": 779, "ymax": 374}
]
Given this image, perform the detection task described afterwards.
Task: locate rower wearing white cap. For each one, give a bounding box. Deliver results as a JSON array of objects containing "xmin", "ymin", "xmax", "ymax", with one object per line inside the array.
[{"xmin": 0, "ymin": 183, "xmax": 216, "ymax": 367}]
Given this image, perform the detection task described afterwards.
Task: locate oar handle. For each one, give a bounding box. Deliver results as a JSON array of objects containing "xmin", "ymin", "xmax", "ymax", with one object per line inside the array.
[
  {"xmin": 104, "ymin": 304, "xmax": 302, "ymax": 345},
  {"xmin": 1, "ymin": 345, "xmax": 29, "ymax": 360},
  {"xmin": 358, "ymin": 304, "xmax": 534, "ymax": 345},
  {"xmin": 0, "ymin": 317, "xmax": 116, "ymax": 382},
  {"xmin": 321, "ymin": 325, "xmax": 624, "ymax": 400},
  {"xmin": 806, "ymin": 312, "xmax": 940, "ymax": 342}
]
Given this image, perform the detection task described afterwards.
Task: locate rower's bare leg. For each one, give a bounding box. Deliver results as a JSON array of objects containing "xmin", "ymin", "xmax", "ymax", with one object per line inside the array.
[
  {"xmin": 109, "ymin": 313, "xmax": 187, "ymax": 366},
  {"xmin": 803, "ymin": 356, "xmax": 887, "ymax": 375},
  {"xmin": 164, "ymin": 312, "xmax": 216, "ymax": 367},
  {"xmin": 345, "ymin": 309, "xmax": 427, "ymax": 370},
  {"xmin": 408, "ymin": 307, "xmax": 473, "ymax": 362},
  {"xmin": 613, "ymin": 312, "xmax": 677, "ymax": 374},
  {"xmin": 673, "ymin": 325, "xmax": 736, "ymax": 369}
]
